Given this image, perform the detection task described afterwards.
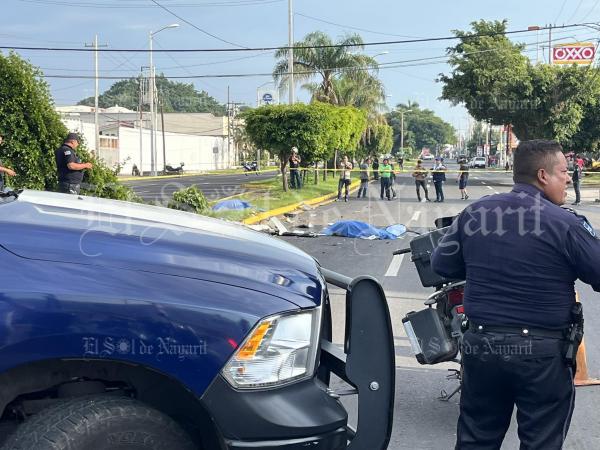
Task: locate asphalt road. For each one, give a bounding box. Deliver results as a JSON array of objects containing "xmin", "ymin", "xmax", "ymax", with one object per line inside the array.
[
  {"xmin": 277, "ymin": 164, "xmax": 600, "ymax": 450},
  {"xmin": 120, "ymin": 171, "xmax": 276, "ymax": 204}
]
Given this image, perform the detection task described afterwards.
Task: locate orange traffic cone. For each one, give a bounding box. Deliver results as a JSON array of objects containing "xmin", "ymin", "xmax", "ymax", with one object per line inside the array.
[
  {"xmin": 574, "ymin": 339, "xmax": 600, "ymax": 387},
  {"xmin": 574, "ymin": 292, "xmax": 600, "ymax": 387}
]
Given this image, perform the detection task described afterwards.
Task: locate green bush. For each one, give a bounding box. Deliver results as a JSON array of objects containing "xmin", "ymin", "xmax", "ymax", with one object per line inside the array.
[
  {"xmin": 168, "ymin": 185, "xmax": 209, "ymax": 214},
  {"xmin": 0, "ymin": 51, "xmax": 138, "ymax": 201}
]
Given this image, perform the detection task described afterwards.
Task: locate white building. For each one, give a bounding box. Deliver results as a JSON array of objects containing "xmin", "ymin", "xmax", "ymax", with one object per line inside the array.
[{"xmin": 56, "ymin": 106, "xmax": 233, "ymax": 174}]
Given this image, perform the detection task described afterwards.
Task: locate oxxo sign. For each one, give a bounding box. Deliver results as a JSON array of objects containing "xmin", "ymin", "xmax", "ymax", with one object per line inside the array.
[{"xmin": 552, "ymin": 43, "xmax": 596, "ymax": 65}]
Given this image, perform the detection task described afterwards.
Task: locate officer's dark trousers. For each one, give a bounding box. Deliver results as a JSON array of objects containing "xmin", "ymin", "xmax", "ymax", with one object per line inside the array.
[
  {"xmin": 573, "ymin": 180, "xmax": 581, "ymax": 204},
  {"xmin": 434, "ymin": 181, "xmax": 444, "ymax": 201},
  {"xmin": 456, "ymin": 330, "xmax": 575, "ymax": 450},
  {"xmin": 58, "ymin": 182, "xmax": 81, "ymax": 195},
  {"xmin": 380, "ymin": 177, "xmax": 391, "ymax": 200}
]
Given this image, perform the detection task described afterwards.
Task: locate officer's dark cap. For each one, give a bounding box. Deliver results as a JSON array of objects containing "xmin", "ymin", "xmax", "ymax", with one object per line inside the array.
[{"xmin": 65, "ymin": 132, "xmax": 80, "ymax": 143}]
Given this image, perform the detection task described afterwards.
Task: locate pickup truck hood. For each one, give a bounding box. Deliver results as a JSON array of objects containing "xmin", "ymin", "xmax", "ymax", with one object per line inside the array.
[{"xmin": 0, "ymin": 190, "xmax": 323, "ymax": 308}]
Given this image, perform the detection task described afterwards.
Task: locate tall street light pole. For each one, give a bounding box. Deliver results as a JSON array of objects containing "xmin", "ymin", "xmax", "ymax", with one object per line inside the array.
[
  {"xmin": 288, "ymin": 0, "xmax": 294, "ymax": 104},
  {"xmin": 149, "ymin": 23, "xmax": 179, "ymax": 176},
  {"xmin": 400, "ymin": 109, "xmax": 412, "ymax": 155},
  {"xmin": 85, "ymin": 35, "xmax": 107, "ymax": 159}
]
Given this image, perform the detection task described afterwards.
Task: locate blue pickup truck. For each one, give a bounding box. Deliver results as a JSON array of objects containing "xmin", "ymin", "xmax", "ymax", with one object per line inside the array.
[{"xmin": 0, "ymin": 190, "xmax": 395, "ymax": 450}]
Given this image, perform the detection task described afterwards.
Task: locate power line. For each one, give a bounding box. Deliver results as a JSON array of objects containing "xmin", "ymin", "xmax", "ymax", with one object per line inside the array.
[
  {"xmin": 149, "ymin": 0, "xmax": 248, "ymax": 48},
  {"xmin": 34, "ymin": 45, "xmax": 557, "ymax": 81},
  {"xmin": 0, "ymin": 22, "xmax": 593, "ymax": 53},
  {"xmin": 554, "ymin": 0, "xmax": 569, "ymax": 23},
  {"xmin": 35, "ymin": 31, "xmax": 596, "ymax": 78},
  {"xmin": 295, "ymin": 12, "xmax": 422, "ymax": 39},
  {"xmin": 18, "ymin": 0, "xmax": 284, "ymax": 8},
  {"xmin": 566, "ymin": 0, "xmax": 586, "ymax": 24}
]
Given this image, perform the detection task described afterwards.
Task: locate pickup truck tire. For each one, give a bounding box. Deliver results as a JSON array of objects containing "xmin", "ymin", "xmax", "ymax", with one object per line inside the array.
[{"xmin": 1, "ymin": 396, "xmax": 196, "ymax": 450}]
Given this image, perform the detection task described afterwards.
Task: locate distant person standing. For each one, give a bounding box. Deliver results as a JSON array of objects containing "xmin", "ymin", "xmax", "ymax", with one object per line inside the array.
[
  {"xmin": 55, "ymin": 133, "xmax": 93, "ymax": 195},
  {"xmin": 431, "ymin": 157, "xmax": 447, "ymax": 202},
  {"xmin": 458, "ymin": 163, "xmax": 470, "ymax": 200},
  {"xmin": 336, "ymin": 155, "xmax": 353, "ymax": 202},
  {"xmin": 0, "ymin": 134, "xmax": 17, "ymax": 190},
  {"xmin": 412, "ymin": 159, "xmax": 430, "ymax": 202},
  {"xmin": 289, "ymin": 146, "xmax": 302, "ymax": 189},
  {"xmin": 379, "ymin": 157, "xmax": 393, "ymax": 200},
  {"xmin": 357, "ymin": 157, "xmax": 370, "ymax": 198},
  {"xmin": 372, "ymin": 157, "xmax": 380, "ymax": 180},
  {"xmin": 572, "ymin": 157, "xmax": 582, "ymax": 205},
  {"xmin": 398, "ymin": 155, "xmax": 404, "ymax": 171},
  {"xmin": 389, "ymin": 162, "xmax": 397, "ymax": 198}
]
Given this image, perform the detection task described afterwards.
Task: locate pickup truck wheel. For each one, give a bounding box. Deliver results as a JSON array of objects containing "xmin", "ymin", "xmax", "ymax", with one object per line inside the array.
[{"xmin": 1, "ymin": 396, "xmax": 196, "ymax": 450}]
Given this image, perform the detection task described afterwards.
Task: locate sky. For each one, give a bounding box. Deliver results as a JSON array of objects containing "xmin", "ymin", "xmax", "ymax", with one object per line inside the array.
[{"xmin": 2, "ymin": 0, "xmax": 600, "ymax": 134}]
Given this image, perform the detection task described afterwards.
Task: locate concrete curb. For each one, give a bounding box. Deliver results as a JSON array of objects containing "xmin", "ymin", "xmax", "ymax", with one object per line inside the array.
[
  {"xmin": 242, "ymin": 180, "xmax": 361, "ymax": 225},
  {"xmin": 119, "ymin": 169, "xmax": 278, "ymax": 182}
]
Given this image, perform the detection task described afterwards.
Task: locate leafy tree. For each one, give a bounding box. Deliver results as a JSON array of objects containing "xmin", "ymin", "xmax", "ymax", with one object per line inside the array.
[
  {"xmin": 242, "ymin": 103, "xmax": 365, "ymax": 191},
  {"xmin": 0, "ymin": 51, "xmax": 137, "ymax": 200},
  {"xmin": 387, "ymin": 102, "xmax": 456, "ymax": 155},
  {"xmin": 440, "ymin": 19, "xmax": 600, "ymax": 148},
  {"xmin": 440, "ymin": 20, "xmax": 530, "ymax": 131},
  {"xmin": 362, "ymin": 122, "xmax": 393, "ymax": 157},
  {"xmin": 79, "ymin": 75, "xmax": 226, "ymax": 115},
  {"xmin": 273, "ymin": 31, "xmax": 377, "ymax": 105}
]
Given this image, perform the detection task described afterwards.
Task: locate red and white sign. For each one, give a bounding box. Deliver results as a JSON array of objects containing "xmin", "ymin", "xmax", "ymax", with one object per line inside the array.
[{"xmin": 552, "ymin": 43, "xmax": 596, "ymax": 65}]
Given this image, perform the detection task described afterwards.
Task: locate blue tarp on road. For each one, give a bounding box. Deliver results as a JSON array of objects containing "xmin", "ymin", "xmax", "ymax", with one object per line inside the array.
[
  {"xmin": 322, "ymin": 220, "xmax": 406, "ymax": 240},
  {"xmin": 212, "ymin": 199, "xmax": 253, "ymax": 211}
]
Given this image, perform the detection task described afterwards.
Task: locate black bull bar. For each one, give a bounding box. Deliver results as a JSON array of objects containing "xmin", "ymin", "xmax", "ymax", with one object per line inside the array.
[{"xmin": 319, "ymin": 269, "xmax": 395, "ymax": 450}]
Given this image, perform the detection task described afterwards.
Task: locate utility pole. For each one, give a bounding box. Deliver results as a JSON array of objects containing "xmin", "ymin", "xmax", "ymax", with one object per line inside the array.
[
  {"xmin": 138, "ymin": 68, "xmax": 146, "ymax": 175},
  {"xmin": 160, "ymin": 97, "xmax": 167, "ymax": 174},
  {"xmin": 400, "ymin": 109, "xmax": 412, "ymax": 155},
  {"xmin": 85, "ymin": 35, "xmax": 107, "ymax": 158},
  {"xmin": 288, "ymin": 0, "xmax": 294, "ymax": 104},
  {"xmin": 548, "ymin": 24, "xmax": 553, "ymax": 65},
  {"xmin": 149, "ymin": 32, "xmax": 156, "ymax": 176},
  {"xmin": 227, "ymin": 86, "xmax": 231, "ymax": 168}
]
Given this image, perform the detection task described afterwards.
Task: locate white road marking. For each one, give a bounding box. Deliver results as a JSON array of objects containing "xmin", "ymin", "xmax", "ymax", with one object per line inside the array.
[
  {"xmin": 385, "ymin": 254, "xmax": 405, "ymax": 277},
  {"xmin": 473, "ymin": 176, "xmax": 480, "ymax": 180},
  {"xmin": 486, "ymin": 186, "xmax": 493, "ymax": 190},
  {"xmin": 410, "ymin": 211, "xmax": 421, "ymax": 222}
]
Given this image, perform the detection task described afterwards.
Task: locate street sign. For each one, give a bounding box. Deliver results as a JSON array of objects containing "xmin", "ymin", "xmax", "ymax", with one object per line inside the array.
[
  {"xmin": 552, "ymin": 43, "xmax": 596, "ymax": 65},
  {"xmin": 257, "ymin": 87, "xmax": 279, "ymax": 106},
  {"xmin": 262, "ymin": 93, "xmax": 274, "ymax": 104}
]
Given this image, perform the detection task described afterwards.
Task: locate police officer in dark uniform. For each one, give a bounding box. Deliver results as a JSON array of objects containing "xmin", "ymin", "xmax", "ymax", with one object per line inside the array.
[
  {"xmin": 431, "ymin": 140, "xmax": 600, "ymax": 449},
  {"xmin": 55, "ymin": 133, "xmax": 93, "ymax": 194}
]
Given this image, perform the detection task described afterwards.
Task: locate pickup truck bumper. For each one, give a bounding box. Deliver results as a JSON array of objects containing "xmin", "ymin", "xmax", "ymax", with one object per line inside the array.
[
  {"xmin": 202, "ymin": 270, "xmax": 395, "ymax": 450},
  {"xmin": 202, "ymin": 376, "xmax": 348, "ymax": 449}
]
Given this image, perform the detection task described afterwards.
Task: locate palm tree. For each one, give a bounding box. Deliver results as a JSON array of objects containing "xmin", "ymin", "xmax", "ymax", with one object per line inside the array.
[{"xmin": 273, "ymin": 31, "xmax": 377, "ymax": 104}]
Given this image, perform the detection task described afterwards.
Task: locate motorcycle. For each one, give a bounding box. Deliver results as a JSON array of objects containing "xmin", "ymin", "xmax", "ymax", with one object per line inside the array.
[
  {"xmin": 243, "ymin": 161, "xmax": 259, "ymax": 175},
  {"xmin": 164, "ymin": 162, "xmax": 184, "ymax": 175},
  {"xmin": 396, "ymin": 216, "xmax": 467, "ymax": 401}
]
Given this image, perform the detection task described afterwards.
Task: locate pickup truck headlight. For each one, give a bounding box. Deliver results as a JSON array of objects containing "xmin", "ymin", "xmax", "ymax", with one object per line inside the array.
[{"xmin": 222, "ymin": 308, "xmax": 321, "ymax": 389}]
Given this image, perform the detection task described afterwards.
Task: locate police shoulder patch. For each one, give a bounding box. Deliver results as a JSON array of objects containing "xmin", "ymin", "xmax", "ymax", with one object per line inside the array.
[
  {"xmin": 582, "ymin": 219, "xmax": 597, "ymax": 238},
  {"xmin": 64, "ymin": 150, "xmax": 72, "ymax": 156}
]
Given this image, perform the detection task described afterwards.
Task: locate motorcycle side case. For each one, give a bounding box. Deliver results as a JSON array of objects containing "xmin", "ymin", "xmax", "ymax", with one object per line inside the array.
[
  {"xmin": 402, "ymin": 307, "xmax": 458, "ymax": 365},
  {"xmin": 409, "ymin": 227, "xmax": 458, "ymax": 287}
]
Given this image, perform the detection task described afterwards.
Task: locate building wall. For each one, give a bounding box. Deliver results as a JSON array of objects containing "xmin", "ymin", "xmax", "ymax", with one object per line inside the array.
[
  {"xmin": 118, "ymin": 127, "xmax": 232, "ymax": 175},
  {"xmin": 60, "ymin": 116, "xmax": 98, "ymax": 152}
]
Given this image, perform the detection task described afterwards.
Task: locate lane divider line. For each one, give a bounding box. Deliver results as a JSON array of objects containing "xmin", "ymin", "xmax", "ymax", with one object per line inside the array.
[
  {"xmin": 486, "ymin": 186, "xmax": 493, "ymax": 190},
  {"xmin": 410, "ymin": 211, "xmax": 421, "ymax": 222},
  {"xmin": 385, "ymin": 254, "xmax": 405, "ymax": 277}
]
